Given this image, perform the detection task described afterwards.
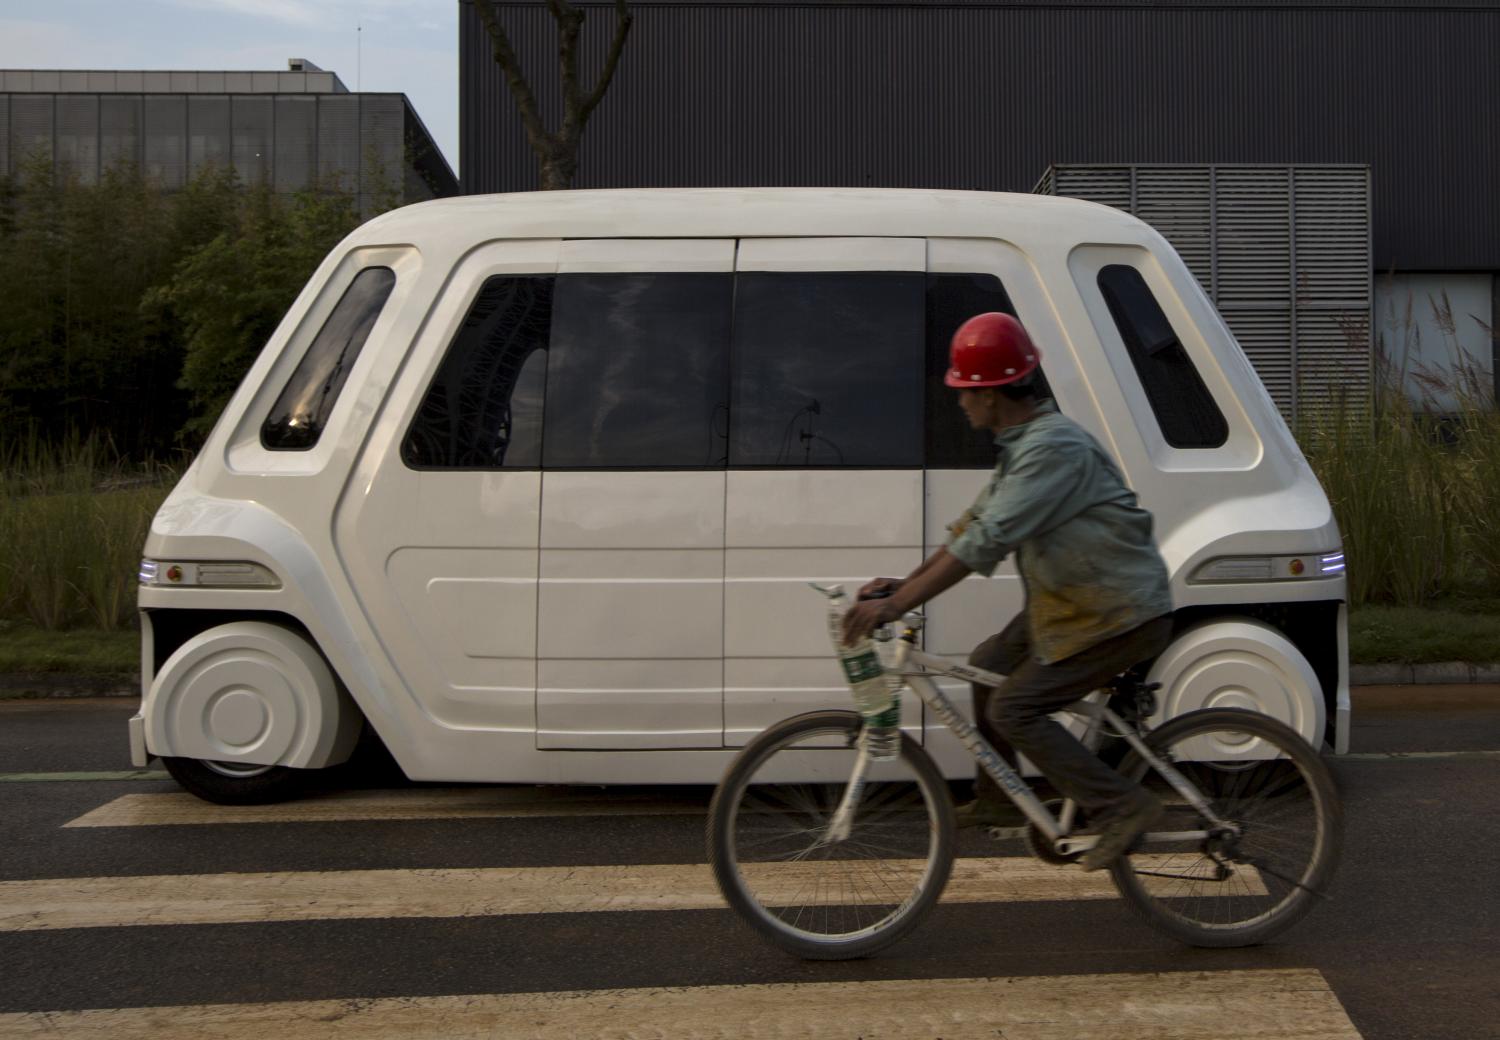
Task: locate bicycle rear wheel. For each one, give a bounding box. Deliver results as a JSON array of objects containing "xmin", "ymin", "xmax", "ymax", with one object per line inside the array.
[
  {"xmin": 707, "ymin": 710, "xmax": 955, "ymax": 960},
  {"xmin": 1109, "ymin": 707, "xmax": 1342, "ymax": 947}
]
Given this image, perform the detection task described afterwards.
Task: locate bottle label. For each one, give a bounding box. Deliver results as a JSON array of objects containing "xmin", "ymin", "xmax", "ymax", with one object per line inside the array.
[{"xmin": 840, "ymin": 651, "xmax": 882, "ymax": 685}]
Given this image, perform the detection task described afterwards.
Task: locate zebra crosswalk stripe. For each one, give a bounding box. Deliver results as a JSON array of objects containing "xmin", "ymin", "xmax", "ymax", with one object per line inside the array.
[
  {"xmin": 0, "ymin": 855, "xmax": 1264, "ymax": 932},
  {"xmin": 0, "ymin": 969, "xmax": 1363, "ymax": 1039}
]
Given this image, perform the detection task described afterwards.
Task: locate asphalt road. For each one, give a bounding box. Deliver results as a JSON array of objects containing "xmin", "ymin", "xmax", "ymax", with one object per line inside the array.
[{"xmin": 0, "ymin": 687, "xmax": 1497, "ymax": 1039}]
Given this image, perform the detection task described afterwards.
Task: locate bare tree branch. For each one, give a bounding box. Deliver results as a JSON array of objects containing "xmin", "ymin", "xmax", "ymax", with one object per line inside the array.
[
  {"xmin": 474, "ymin": 0, "xmax": 634, "ymax": 189},
  {"xmin": 580, "ymin": 0, "xmax": 634, "ymax": 124},
  {"xmin": 552, "ymin": 0, "xmax": 586, "ymax": 137},
  {"xmin": 471, "ymin": 0, "xmax": 550, "ymax": 158}
]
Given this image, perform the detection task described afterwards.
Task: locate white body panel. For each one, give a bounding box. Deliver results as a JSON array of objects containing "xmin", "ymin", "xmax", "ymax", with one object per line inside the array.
[{"xmin": 137, "ymin": 188, "xmax": 1349, "ymax": 785}]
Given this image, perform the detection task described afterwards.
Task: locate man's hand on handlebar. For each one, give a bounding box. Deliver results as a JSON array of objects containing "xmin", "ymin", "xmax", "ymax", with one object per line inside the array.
[
  {"xmin": 857, "ymin": 577, "xmax": 906, "ymax": 600},
  {"xmin": 841, "ymin": 596, "xmax": 903, "ymax": 646}
]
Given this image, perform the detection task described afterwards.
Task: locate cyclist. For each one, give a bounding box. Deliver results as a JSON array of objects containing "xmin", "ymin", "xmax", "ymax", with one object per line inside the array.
[{"xmin": 841, "ymin": 312, "xmax": 1175, "ymax": 871}]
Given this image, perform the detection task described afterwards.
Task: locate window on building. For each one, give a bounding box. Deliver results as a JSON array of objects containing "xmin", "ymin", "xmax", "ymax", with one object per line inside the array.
[
  {"xmin": 924, "ymin": 272, "xmax": 1054, "ymax": 468},
  {"xmin": 543, "ymin": 273, "xmax": 733, "ymax": 468},
  {"xmin": 403, "ymin": 276, "xmax": 554, "ymax": 469},
  {"xmin": 1097, "ymin": 264, "xmax": 1228, "ymax": 448},
  {"xmin": 262, "ymin": 267, "xmax": 397, "ymax": 450},
  {"xmin": 730, "ymin": 272, "xmax": 924, "ymax": 467}
]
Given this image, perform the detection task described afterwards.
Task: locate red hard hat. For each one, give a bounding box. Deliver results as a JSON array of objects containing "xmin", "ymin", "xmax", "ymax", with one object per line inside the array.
[{"xmin": 944, "ymin": 312, "xmax": 1041, "ymax": 388}]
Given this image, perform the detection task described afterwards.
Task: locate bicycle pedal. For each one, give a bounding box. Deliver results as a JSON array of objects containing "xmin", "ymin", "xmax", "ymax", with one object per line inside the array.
[{"xmin": 983, "ymin": 825, "xmax": 1026, "ymax": 840}]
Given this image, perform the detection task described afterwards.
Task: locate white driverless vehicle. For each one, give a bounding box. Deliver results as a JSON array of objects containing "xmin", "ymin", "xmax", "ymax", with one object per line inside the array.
[{"xmin": 130, "ymin": 188, "xmax": 1349, "ymax": 803}]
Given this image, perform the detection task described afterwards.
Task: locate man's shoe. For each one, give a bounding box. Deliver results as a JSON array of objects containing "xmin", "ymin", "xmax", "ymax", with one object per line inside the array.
[
  {"xmin": 1078, "ymin": 790, "xmax": 1163, "ymax": 871},
  {"xmin": 953, "ymin": 798, "xmax": 1025, "ymax": 830}
]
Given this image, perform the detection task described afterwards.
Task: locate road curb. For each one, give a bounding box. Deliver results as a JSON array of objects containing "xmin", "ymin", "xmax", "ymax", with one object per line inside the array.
[
  {"xmin": 0, "ymin": 673, "xmax": 137, "ymax": 698},
  {"xmin": 1350, "ymin": 662, "xmax": 1500, "ymax": 686}
]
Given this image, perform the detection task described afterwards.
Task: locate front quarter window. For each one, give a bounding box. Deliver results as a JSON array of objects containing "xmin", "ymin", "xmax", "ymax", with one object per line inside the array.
[{"xmin": 261, "ymin": 266, "xmax": 397, "ymax": 450}]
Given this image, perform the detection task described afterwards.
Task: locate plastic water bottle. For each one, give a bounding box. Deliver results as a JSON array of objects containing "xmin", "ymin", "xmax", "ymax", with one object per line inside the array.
[{"xmin": 821, "ymin": 586, "xmax": 901, "ymax": 759}]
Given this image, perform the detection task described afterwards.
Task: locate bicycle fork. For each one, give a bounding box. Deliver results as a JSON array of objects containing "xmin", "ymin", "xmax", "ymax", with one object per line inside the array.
[{"xmin": 823, "ymin": 747, "xmax": 872, "ymax": 844}]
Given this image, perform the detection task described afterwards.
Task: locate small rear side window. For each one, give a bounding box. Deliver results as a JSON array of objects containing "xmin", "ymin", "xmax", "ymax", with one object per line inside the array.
[
  {"xmin": 261, "ymin": 267, "xmax": 396, "ymax": 450},
  {"xmin": 925, "ymin": 272, "xmax": 1056, "ymax": 468},
  {"xmin": 1096, "ymin": 265, "xmax": 1228, "ymax": 449}
]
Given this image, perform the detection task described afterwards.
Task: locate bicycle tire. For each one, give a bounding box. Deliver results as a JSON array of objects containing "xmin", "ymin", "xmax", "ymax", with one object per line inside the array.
[
  {"xmin": 1108, "ymin": 707, "xmax": 1342, "ymax": 948},
  {"xmin": 707, "ymin": 710, "xmax": 956, "ymax": 960}
]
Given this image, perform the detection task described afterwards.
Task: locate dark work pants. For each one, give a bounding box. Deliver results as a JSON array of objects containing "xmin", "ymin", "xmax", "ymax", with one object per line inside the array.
[{"xmin": 968, "ymin": 614, "xmax": 1174, "ymax": 813}]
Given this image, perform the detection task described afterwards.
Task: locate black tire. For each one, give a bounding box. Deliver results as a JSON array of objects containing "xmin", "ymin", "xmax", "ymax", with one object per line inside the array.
[
  {"xmin": 1108, "ymin": 708, "xmax": 1343, "ymax": 947},
  {"xmin": 160, "ymin": 756, "xmax": 311, "ymax": 805},
  {"xmin": 707, "ymin": 710, "xmax": 955, "ymax": 960}
]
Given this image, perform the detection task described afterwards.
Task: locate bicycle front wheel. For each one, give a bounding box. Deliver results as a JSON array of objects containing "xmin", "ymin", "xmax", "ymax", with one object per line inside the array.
[
  {"xmin": 707, "ymin": 710, "xmax": 955, "ymax": 960},
  {"xmin": 1110, "ymin": 707, "xmax": 1343, "ymax": 948}
]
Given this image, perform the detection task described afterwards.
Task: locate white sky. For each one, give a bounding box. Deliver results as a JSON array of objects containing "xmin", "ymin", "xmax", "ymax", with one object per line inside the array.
[{"xmin": 0, "ymin": 0, "xmax": 461, "ymax": 172}]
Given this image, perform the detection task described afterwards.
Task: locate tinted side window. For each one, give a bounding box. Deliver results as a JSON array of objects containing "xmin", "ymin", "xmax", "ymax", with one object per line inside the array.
[
  {"xmin": 1097, "ymin": 265, "xmax": 1229, "ymax": 449},
  {"xmin": 262, "ymin": 267, "xmax": 396, "ymax": 450},
  {"xmin": 925, "ymin": 272, "xmax": 1032, "ymax": 468},
  {"xmin": 731, "ymin": 272, "xmax": 924, "ymax": 467},
  {"xmin": 402, "ymin": 276, "xmax": 553, "ymax": 469},
  {"xmin": 543, "ymin": 273, "xmax": 732, "ymax": 468}
]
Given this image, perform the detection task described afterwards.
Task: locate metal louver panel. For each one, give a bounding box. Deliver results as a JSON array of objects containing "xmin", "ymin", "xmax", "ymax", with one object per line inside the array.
[
  {"xmin": 1295, "ymin": 169, "xmax": 1371, "ymax": 308},
  {"xmin": 1294, "ymin": 168, "xmax": 1372, "ymax": 418},
  {"xmin": 1215, "ymin": 168, "xmax": 1292, "ymax": 307},
  {"xmin": 55, "ymin": 95, "xmax": 98, "ymax": 184},
  {"xmin": 188, "ymin": 96, "xmax": 229, "ymax": 174},
  {"xmin": 100, "ymin": 96, "xmax": 141, "ymax": 172},
  {"xmin": 10, "ymin": 95, "xmax": 52, "ymax": 169},
  {"xmin": 274, "ymin": 95, "xmax": 316, "ymax": 193},
  {"xmin": 359, "ymin": 95, "xmax": 404, "ymax": 213},
  {"xmin": 144, "ymin": 96, "xmax": 186, "ymax": 190},
  {"xmin": 318, "ymin": 95, "xmax": 358, "ymax": 193},
  {"xmin": 1039, "ymin": 163, "xmax": 1370, "ymax": 426},
  {"xmin": 231, "ymin": 95, "xmax": 272, "ymax": 186},
  {"xmin": 1223, "ymin": 310, "xmax": 1295, "ymax": 415},
  {"xmin": 1053, "ymin": 167, "xmax": 1131, "ymax": 211},
  {"xmin": 1134, "ymin": 167, "xmax": 1212, "ymax": 291}
]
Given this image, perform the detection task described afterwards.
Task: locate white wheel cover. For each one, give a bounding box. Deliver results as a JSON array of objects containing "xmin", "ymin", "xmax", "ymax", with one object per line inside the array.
[
  {"xmin": 146, "ymin": 621, "xmax": 338, "ymax": 767},
  {"xmin": 1146, "ymin": 619, "xmax": 1325, "ymax": 759}
]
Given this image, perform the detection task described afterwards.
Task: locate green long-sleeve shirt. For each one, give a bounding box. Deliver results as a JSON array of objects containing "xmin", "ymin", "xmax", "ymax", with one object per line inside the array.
[{"xmin": 945, "ymin": 401, "xmax": 1173, "ymax": 664}]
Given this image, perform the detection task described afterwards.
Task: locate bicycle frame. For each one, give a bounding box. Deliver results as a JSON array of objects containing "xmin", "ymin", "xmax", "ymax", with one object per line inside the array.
[{"xmin": 826, "ymin": 631, "xmax": 1236, "ymax": 856}]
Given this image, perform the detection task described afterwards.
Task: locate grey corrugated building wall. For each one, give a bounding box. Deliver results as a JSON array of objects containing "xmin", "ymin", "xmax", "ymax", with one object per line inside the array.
[
  {"xmin": 460, "ymin": 0, "xmax": 1500, "ymax": 274},
  {"xmin": 3, "ymin": 62, "xmax": 458, "ymax": 209}
]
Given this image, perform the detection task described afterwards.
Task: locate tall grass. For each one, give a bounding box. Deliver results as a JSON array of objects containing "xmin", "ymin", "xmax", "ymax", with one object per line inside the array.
[
  {"xmin": 0, "ymin": 433, "xmax": 176, "ymax": 631},
  {"xmin": 1300, "ymin": 289, "xmax": 1499, "ymax": 608}
]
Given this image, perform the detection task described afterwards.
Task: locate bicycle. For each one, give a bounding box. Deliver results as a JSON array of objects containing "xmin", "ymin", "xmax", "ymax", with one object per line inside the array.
[{"xmin": 706, "ymin": 585, "xmax": 1343, "ymax": 960}]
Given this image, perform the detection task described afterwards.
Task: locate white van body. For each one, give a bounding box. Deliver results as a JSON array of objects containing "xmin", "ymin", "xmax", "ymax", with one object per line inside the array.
[{"xmin": 130, "ymin": 188, "xmax": 1350, "ymax": 789}]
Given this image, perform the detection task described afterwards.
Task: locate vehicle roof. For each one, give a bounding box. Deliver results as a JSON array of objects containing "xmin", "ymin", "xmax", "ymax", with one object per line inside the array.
[{"xmin": 350, "ymin": 187, "xmax": 1151, "ymax": 252}]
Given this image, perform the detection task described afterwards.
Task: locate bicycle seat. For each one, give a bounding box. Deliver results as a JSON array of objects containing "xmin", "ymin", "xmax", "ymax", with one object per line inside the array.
[{"xmin": 1103, "ymin": 670, "xmax": 1162, "ymax": 724}]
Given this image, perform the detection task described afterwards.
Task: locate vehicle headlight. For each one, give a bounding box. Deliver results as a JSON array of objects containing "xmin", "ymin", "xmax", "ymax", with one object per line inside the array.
[
  {"xmin": 1189, "ymin": 551, "xmax": 1347, "ymax": 584},
  {"xmin": 138, "ymin": 559, "xmax": 281, "ymax": 589}
]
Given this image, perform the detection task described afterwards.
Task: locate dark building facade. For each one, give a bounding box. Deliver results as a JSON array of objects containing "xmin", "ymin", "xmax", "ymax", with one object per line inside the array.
[
  {"xmin": 3, "ymin": 61, "xmax": 458, "ymax": 208},
  {"xmin": 460, "ymin": 0, "xmax": 1499, "ymax": 405}
]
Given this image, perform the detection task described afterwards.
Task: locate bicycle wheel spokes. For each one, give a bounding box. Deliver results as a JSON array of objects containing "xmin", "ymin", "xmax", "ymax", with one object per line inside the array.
[
  {"xmin": 708, "ymin": 711, "xmax": 955, "ymax": 959},
  {"xmin": 1111, "ymin": 709, "xmax": 1341, "ymax": 948}
]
